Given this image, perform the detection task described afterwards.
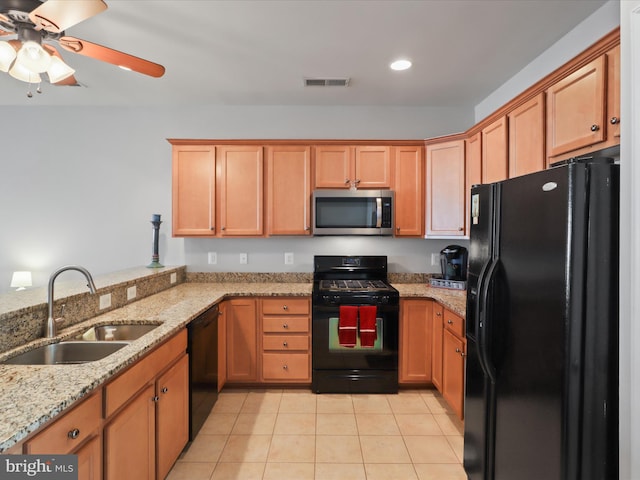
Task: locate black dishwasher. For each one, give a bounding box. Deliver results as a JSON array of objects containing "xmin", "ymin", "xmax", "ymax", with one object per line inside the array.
[{"xmin": 187, "ymin": 304, "xmax": 219, "ymax": 440}]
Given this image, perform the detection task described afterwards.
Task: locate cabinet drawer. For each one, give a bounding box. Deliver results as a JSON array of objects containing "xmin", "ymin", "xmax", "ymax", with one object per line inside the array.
[
  {"xmin": 263, "ymin": 316, "xmax": 309, "ymax": 333},
  {"xmin": 262, "ymin": 298, "xmax": 309, "ymax": 315},
  {"xmin": 262, "ymin": 335, "xmax": 309, "ymax": 351},
  {"xmin": 27, "ymin": 391, "xmax": 102, "ymax": 454},
  {"xmin": 105, "ymin": 329, "xmax": 187, "ymax": 417},
  {"xmin": 262, "ymin": 353, "xmax": 310, "ymax": 380},
  {"xmin": 444, "ymin": 309, "xmax": 464, "ymax": 338}
]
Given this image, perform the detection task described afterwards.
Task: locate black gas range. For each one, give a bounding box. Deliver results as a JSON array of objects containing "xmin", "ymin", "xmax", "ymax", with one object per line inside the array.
[{"xmin": 311, "ymin": 255, "xmax": 399, "ymax": 393}]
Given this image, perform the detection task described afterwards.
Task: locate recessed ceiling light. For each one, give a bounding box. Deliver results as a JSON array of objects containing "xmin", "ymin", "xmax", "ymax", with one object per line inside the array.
[{"xmin": 390, "ymin": 59, "xmax": 412, "ymax": 71}]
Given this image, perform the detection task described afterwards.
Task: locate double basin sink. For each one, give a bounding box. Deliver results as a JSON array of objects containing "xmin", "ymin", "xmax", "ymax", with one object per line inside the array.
[{"xmin": 1, "ymin": 324, "xmax": 160, "ymax": 366}]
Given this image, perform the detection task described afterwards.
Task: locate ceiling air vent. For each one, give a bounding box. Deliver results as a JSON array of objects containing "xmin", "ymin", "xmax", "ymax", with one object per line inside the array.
[{"xmin": 304, "ymin": 77, "xmax": 350, "ymax": 87}]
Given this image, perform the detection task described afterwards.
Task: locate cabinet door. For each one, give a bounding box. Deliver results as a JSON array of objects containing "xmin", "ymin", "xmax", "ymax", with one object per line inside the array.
[
  {"xmin": 104, "ymin": 384, "xmax": 155, "ymax": 480},
  {"xmin": 156, "ymin": 355, "xmax": 189, "ymax": 480},
  {"xmin": 172, "ymin": 145, "xmax": 215, "ymax": 236},
  {"xmin": 76, "ymin": 435, "xmax": 102, "ymax": 480},
  {"xmin": 482, "ymin": 116, "xmax": 508, "ymax": 183},
  {"xmin": 546, "ymin": 56, "xmax": 606, "ymax": 157},
  {"xmin": 442, "ymin": 329, "xmax": 465, "ymax": 420},
  {"xmin": 508, "ymin": 93, "xmax": 545, "ymax": 178},
  {"xmin": 399, "ymin": 299, "xmax": 432, "ymax": 384},
  {"xmin": 354, "ymin": 146, "xmax": 391, "ymax": 188},
  {"xmin": 426, "ymin": 139, "xmax": 465, "ymax": 237},
  {"xmin": 606, "ymin": 45, "xmax": 620, "ymax": 141},
  {"xmin": 267, "ymin": 145, "xmax": 312, "ymax": 235},
  {"xmin": 393, "ymin": 146, "xmax": 424, "ymax": 237},
  {"xmin": 314, "ymin": 145, "xmax": 352, "ymax": 188},
  {"xmin": 431, "ymin": 304, "xmax": 444, "ymax": 392},
  {"xmin": 226, "ymin": 298, "xmax": 258, "ymax": 382},
  {"xmin": 465, "ymin": 132, "xmax": 482, "ymax": 235},
  {"xmin": 217, "ymin": 146, "xmax": 264, "ymax": 236},
  {"xmin": 218, "ymin": 303, "xmax": 227, "ymax": 392}
]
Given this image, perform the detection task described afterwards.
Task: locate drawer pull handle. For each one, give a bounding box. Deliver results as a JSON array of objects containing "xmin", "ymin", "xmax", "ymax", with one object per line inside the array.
[
  {"xmin": 152, "ymin": 395, "xmax": 160, "ymax": 403},
  {"xmin": 161, "ymin": 387, "xmax": 169, "ymax": 394},
  {"xmin": 283, "ymin": 341, "xmax": 288, "ymax": 347},
  {"xmin": 283, "ymin": 323, "xmax": 288, "ymax": 329},
  {"xmin": 283, "ymin": 365, "xmax": 288, "ymax": 370},
  {"xmin": 67, "ymin": 428, "xmax": 80, "ymax": 440},
  {"xmin": 283, "ymin": 305, "xmax": 288, "ymax": 310}
]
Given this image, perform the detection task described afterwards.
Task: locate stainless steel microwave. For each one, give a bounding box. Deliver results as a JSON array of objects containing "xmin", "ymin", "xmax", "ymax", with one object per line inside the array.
[{"xmin": 312, "ymin": 189, "xmax": 394, "ymax": 235}]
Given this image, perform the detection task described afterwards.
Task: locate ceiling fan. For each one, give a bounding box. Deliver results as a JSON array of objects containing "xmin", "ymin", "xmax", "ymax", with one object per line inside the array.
[{"xmin": 0, "ymin": 0, "xmax": 165, "ymax": 95}]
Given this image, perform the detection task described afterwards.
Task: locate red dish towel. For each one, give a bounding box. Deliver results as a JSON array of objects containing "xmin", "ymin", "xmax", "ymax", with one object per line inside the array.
[
  {"xmin": 359, "ymin": 305, "xmax": 377, "ymax": 348},
  {"xmin": 338, "ymin": 305, "xmax": 358, "ymax": 347}
]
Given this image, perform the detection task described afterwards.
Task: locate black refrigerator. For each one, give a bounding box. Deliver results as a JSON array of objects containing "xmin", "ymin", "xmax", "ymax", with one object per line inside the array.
[{"xmin": 464, "ymin": 157, "xmax": 619, "ymax": 480}]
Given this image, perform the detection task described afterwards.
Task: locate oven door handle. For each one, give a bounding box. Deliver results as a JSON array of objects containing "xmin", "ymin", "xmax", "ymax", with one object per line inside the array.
[{"xmin": 376, "ymin": 197, "xmax": 382, "ymax": 228}]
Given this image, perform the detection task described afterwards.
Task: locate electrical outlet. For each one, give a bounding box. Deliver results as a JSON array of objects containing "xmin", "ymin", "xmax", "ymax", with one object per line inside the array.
[
  {"xmin": 99, "ymin": 293, "xmax": 112, "ymax": 310},
  {"xmin": 127, "ymin": 285, "xmax": 137, "ymax": 301},
  {"xmin": 284, "ymin": 252, "xmax": 294, "ymax": 265},
  {"xmin": 431, "ymin": 253, "xmax": 440, "ymax": 266},
  {"xmin": 208, "ymin": 252, "xmax": 217, "ymax": 264},
  {"xmin": 240, "ymin": 253, "xmax": 248, "ymax": 264},
  {"xmin": 170, "ymin": 272, "xmax": 177, "ymax": 284}
]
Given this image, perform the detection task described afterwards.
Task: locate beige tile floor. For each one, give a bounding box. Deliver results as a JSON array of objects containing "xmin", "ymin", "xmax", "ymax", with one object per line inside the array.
[{"xmin": 167, "ymin": 388, "xmax": 466, "ymax": 480}]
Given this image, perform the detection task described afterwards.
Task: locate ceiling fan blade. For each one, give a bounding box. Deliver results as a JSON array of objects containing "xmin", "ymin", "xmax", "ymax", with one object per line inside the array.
[
  {"xmin": 59, "ymin": 36, "xmax": 165, "ymax": 78},
  {"xmin": 42, "ymin": 44, "xmax": 78, "ymax": 85},
  {"xmin": 29, "ymin": 0, "xmax": 107, "ymax": 33}
]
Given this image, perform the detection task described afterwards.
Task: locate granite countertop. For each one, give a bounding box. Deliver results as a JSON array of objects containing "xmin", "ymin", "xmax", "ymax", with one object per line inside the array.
[{"xmin": 0, "ymin": 281, "xmax": 465, "ymax": 452}]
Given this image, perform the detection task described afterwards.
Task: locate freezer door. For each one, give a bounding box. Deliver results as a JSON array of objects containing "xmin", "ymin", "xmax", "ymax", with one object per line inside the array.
[{"xmin": 491, "ymin": 166, "xmax": 571, "ymax": 480}]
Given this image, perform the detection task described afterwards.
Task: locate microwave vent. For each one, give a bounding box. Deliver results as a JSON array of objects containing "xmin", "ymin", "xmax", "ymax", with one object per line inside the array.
[{"xmin": 304, "ymin": 77, "xmax": 351, "ymax": 87}]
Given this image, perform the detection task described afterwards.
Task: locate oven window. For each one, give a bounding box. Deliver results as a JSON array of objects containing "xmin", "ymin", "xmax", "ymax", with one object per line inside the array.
[{"xmin": 328, "ymin": 317, "xmax": 383, "ymax": 351}]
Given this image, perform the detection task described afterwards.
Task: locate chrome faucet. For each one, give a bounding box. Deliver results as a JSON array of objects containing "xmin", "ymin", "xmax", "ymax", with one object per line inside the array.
[{"xmin": 46, "ymin": 265, "xmax": 97, "ymax": 337}]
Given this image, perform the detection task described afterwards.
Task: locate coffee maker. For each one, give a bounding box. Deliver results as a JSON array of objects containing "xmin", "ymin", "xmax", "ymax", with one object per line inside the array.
[{"xmin": 440, "ymin": 245, "xmax": 468, "ymax": 280}]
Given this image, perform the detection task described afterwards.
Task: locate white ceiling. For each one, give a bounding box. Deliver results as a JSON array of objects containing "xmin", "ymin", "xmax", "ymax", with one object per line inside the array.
[{"xmin": 0, "ymin": 0, "xmax": 609, "ymax": 107}]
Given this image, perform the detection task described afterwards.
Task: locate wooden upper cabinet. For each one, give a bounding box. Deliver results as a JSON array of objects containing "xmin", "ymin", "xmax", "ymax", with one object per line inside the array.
[
  {"xmin": 217, "ymin": 145, "xmax": 264, "ymax": 236},
  {"xmin": 426, "ymin": 139, "xmax": 465, "ymax": 237},
  {"xmin": 508, "ymin": 93, "xmax": 545, "ymax": 178},
  {"xmin": 314, "ymin": 145, "xmax": 391, "ymax": 189},
  {"xmin": 465, "ymin": 133, "xmax": 482, "ymax": 236},
  {"xmin": 546, "ymin": 56, "xmax": 606, "ymax": 158},
  {"xmin": 172, "ymin": 145, "xmax": 215, "ymax": 237},
  {"xmin": 266, "ymin": 145, "xmax": 312, "ymax": 235},
  {"xmin": 606, "ymin": 45, "xmax": 620, "ymax": 141},
  {"xmin": 482, "ymin": 116, "xmax": 508, "ymax": 183},
  {"xmin": 354, "ymin": 146, "xmax": 391, "ymax": 188},
  {"xmin": 314, "ymin": 145, "xmax": 352, "ymax": 188},
  {"xmin": 393, "ymin": 145, "xmax": 424, "ymax": 237}
]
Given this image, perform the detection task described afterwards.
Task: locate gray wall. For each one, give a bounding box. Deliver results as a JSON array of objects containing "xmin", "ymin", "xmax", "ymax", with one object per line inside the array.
[{"xmin": 0, "ymin": 105, "xmax": 471, "ymax": 292}]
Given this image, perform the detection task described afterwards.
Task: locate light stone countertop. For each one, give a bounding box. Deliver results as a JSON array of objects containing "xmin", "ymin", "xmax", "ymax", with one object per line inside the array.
[{"xmin": 0, "ymin": 281, "xmax": 465, "ymax": 452}]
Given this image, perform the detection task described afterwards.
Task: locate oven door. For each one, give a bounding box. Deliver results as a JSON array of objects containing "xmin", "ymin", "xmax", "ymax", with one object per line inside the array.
[{"xmin": 312, "ymin": 298, "xmax": 398, "ymax": 393}]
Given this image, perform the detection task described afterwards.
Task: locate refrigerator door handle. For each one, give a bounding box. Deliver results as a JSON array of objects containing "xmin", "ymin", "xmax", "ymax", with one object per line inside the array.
[
  {"xmin": 478, "ymin": 257, "xmax": 499, "ymax": 383},
  {"xmin": 474, "ymin": 258, "xmax": 493, "ymax": 376}
]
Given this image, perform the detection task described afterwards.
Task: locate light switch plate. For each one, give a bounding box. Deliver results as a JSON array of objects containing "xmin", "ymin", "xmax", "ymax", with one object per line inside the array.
[
  {"xmin": 431, "ymin": 253, "xmax": 440, "ymax": 266},
  {"xmin": 284, "ymin": 252, "xmax": 294, "ymax": 265},
  {"xmin": 99, "ymin": 293, "xmax": 112, "ymax": 310},
  {"xmin": 127, "ymin": 285, "xmax": 137, "ymax": 301}
]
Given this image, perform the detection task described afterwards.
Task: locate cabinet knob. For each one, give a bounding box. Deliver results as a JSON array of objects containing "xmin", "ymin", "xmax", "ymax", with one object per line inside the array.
[
  {"xmin": 283, "ymin": 305, "xmax": 288, "ymax": 310},
  {"xmin": 67, "ymin": 428, "xmax": 80, "ymax": 440},
  {"xmin": 396, "ymin": 227, "xmax": 400, "ymax": 232},
  {"xmin": 436, "ymin": 312, "xmax": 442, "ymax": 316},
  {"xmin": 447, "ymin": 319, "xmax": 453, "ymax": 324},
  {"xmin": 283, "ymin": 365, "xmax": 288, "ymax": 370},
  {"xmin": 345, "ymin": 179, "xmax": 350, "ymax": 185},
  {"xmin": 283, "ymin": 341, "xmax": 288, "ymax": 347},
  {"xmin": 161, "ymin": 387, "xmax": 169, "ymax": 394},
  {"xmin": 221, "ymin": 226, "xmax": 226, "ymax": 231},
  {"xmin": 590, "ymin": 124, "xmax": 600, "ymax": 132},
  {"xmin": 305, "ymin": 226, "xmax": 311, "ymax": 231},
  {"xmin": 456, "ymin": 348, "xmax": 466, "ymax": 357},
  {"xmin": 282, "ymin": 323, "xmax": 288, "ymax": 329},
  {"xmin": 458, "ymin": 227, "xmax": 464, "ymax": 231},
  {"xmin": 210, "ymin": 226, "xmax": 215, "ymax": 231},
  {"xmin": 152, "ymin": 395, "xmax": 160, "ymax": 402},
  {"xmin": 610, "ymin": 117, "xmax": 619, "ymax": 125},
  {"xmin": 354, "ymin": 179, "xmax": 361, "ymax": 185}
]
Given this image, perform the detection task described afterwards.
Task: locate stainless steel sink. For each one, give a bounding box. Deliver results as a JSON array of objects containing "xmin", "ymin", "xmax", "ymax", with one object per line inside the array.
[
  {"xmin": 1, "ymin": 341, "xmax": 128, "ymax": 365},
  {"xmin": 69, "ymin": 323, "xmax": 160, "ymax": 342}
]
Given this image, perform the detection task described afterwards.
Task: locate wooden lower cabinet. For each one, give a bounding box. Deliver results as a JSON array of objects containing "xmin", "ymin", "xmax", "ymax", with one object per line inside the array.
[
  {"xmin": 104, "ymin": 384, "xmax": 156, "ymax": 480},
  {"xmin": 226, "ymin": 298, "xmax": 258, "ymax": 382},
  {"xmin": 431, "ymin": 303, "xmax": 444, "ymax": 391},
  {"xmin": 442, "ymin": 327, "xmax": 466, "ymax": 420},
  {"xmin": 399, "ymin": 299, "xmax": 433, "ymax": 384}
]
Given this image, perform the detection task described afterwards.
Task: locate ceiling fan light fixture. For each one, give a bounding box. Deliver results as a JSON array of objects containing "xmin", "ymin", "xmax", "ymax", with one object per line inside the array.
[
  {"xmin": 0, "ymin": 41, "xmax": 17, "ymax": 72},
  {"xmin": 9, "ymin": 60, "xmax": 42, "ymax": 83},
  {"xmin": 47, "ymin": 55, "xmax": 75, "ymax": 83},
  {"xmin": 17, "ymin": 40, "xmax": 51, "ymax": 73}
]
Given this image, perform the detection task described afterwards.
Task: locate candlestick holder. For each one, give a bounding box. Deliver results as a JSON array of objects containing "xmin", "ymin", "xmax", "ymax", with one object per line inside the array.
[{"xmin": 147, "ymin": 214, "xmax": 164, "ymax": 268}]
